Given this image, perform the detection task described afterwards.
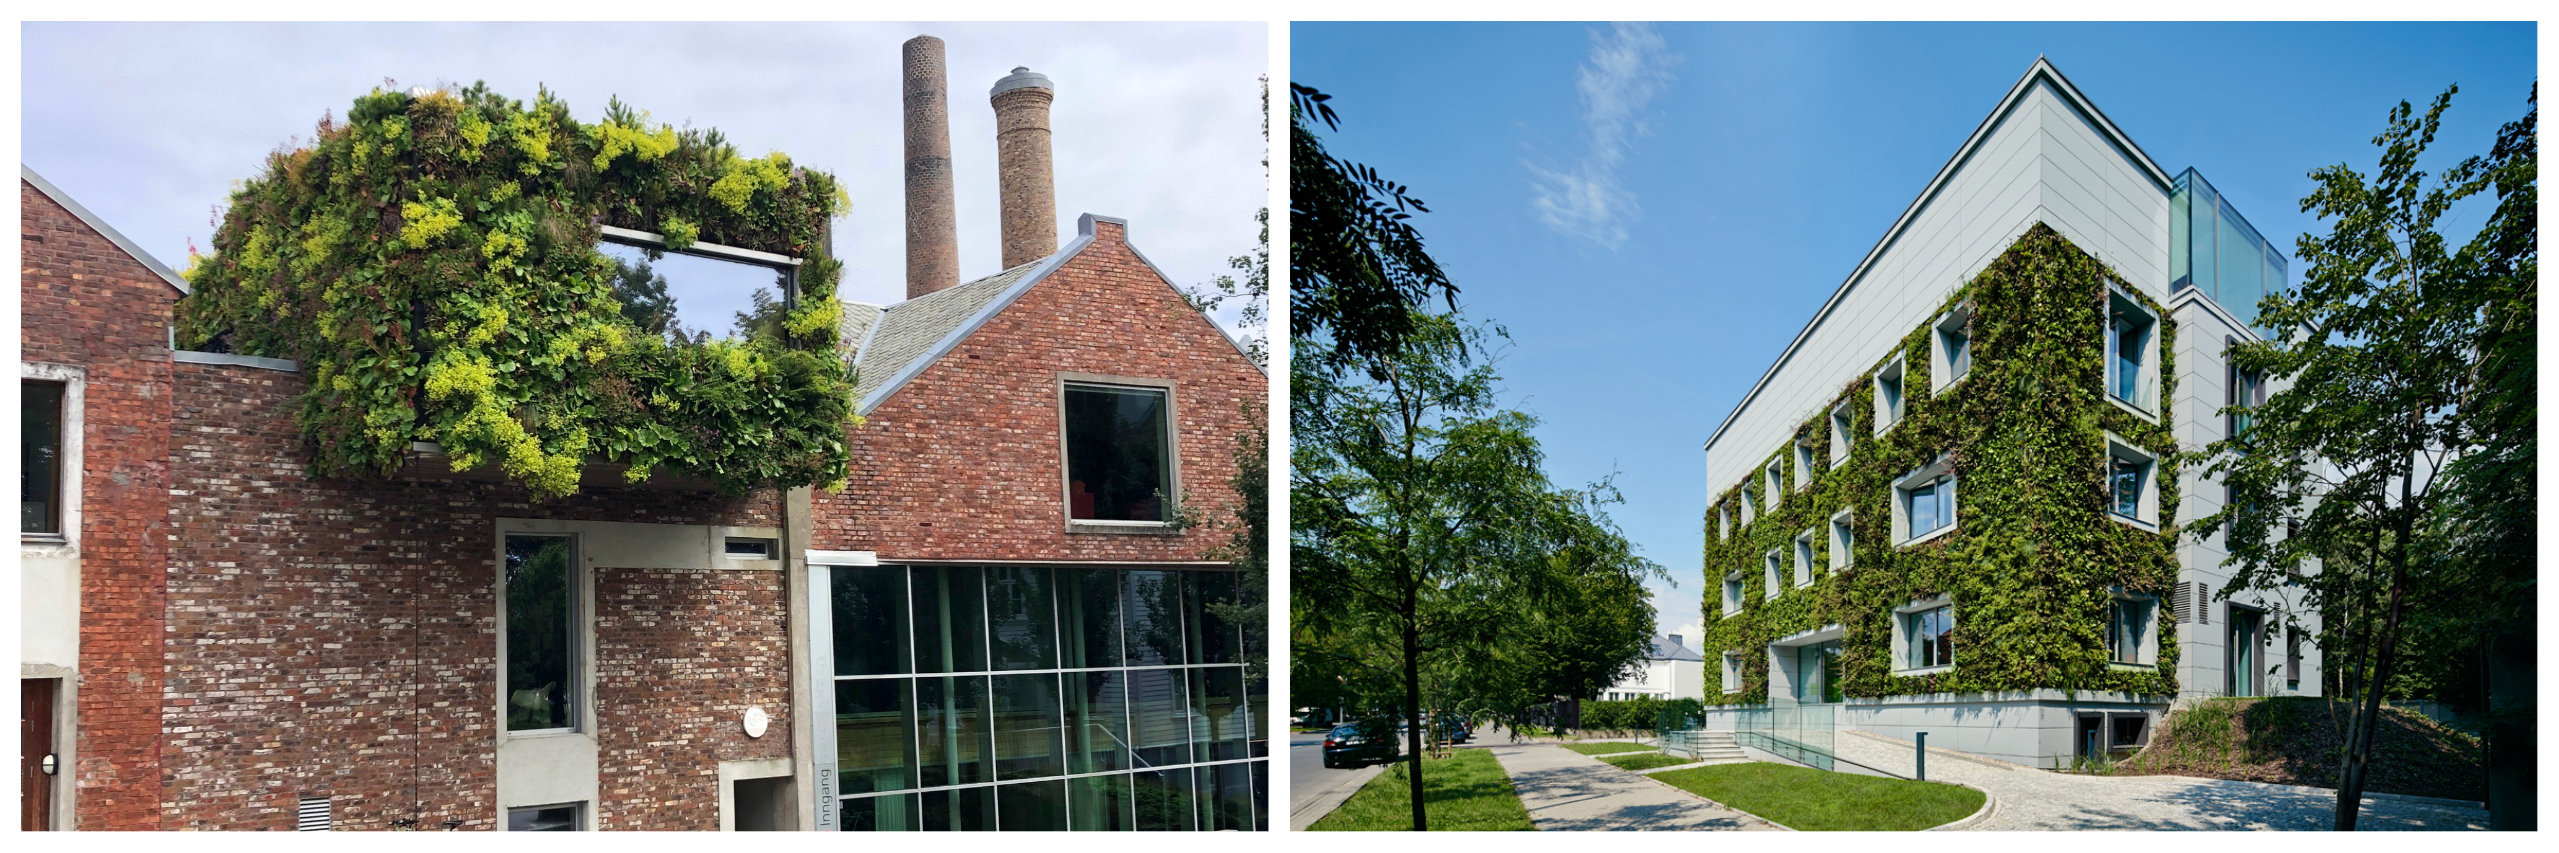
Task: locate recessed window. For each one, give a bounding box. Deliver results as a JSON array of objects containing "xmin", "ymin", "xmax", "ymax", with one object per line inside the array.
[
  {"xmin": 1904, "ymin": 604, "xmax": 1954, "ymax": 670},
  {"xmin": 504, "ymin": 534, "xmax": 578, "ymax": 732},
  {"xmin": 22, "ymin": 380, "xmax": 64, "ymax": 536},
  {"xmin": 1793, "ymin": 529, "xmax": 1815, "ymax": 587},
  {"xmin": 2228, "ymin": 341, "xmax": 2265, "ymax": 442},
  {"xmin": 2107, "ymin": 594, "xmax": 2156, "ymax": 665},
  {"xmin": 1764, "ymin": 458, "xmax": 1785, "ymax": 507},
  {"xmin": 1722, "ymin": 572, "xmax": 1744, "ymax": 616},
  {"xmin": 2106, "ymin": 288, "xmax": 2160, "ymax": 414},
  {"xmin": 1932, "ymin": 302, "xmax": 1974, "ymax": 391},
  {"xmin": 508, "ymin": 802, "xmax": 585, "ymax": 831},
  {"xmin": 1794, "ymin": 442, "xmax": 1815, "ymax": 491},
  {"xmin": 724, "ymin": 537, "xmax": 777, "ymax": 559},
  {"xmin": 1722, "ymin": 653, "xmax": 1743, "ymax": 693},
  {"xmin": 1063, "ymin": 383, "xmax": 1173, "ymax": 523},
  {"xmin": 2106, "ymin": 433, "xmax": 2160, "ymax": 530},
  {"xmin": 1873, "ymin": 355, "xmax": 1906, "ymax": 433},
  {"xmin": 1717, "ymin": 505, "xmax": 1730, "ymax": 540},
  {"xmin": 1829, "ymin": 402, "xmax": 1853, "ymax": 468},
  {"xmin": 1893, "ymin": 456, "xmax": 1957, "ymax": 545},
  {"xmin": 1829, "ymin": 510, "xmax": 1854, "ymax": 571},
  {"xmin": 1740, "ymin": 489, "xmax": 1756, "ymax": 528},
  {"xmin": 1763, "ymin": 549, "xmax": 1783, "ymax": 601}
]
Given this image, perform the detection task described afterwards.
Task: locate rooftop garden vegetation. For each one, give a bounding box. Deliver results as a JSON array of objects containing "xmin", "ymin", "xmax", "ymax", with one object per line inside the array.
[{"xmin": 177, "ymin": 83, "xmax": 855, "ymax": 499}]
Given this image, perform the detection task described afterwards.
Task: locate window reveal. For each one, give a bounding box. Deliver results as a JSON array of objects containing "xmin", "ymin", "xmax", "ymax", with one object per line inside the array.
[
  {"xmin": 21, "ymin": 380, "xmax": 64, "ymax": 535},
  {"xmin": 1908, "ymin": 606, "xmax": 1954, "ymax": 669},
  {"xmin": 1063, "ymin": 385, "xmax": 1173, "ymax": 523}
]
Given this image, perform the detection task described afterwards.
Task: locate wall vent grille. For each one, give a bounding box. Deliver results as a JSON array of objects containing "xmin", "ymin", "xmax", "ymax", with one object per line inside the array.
[{"xmin": 297, "ymin": 796, "xmax": 332, "ymax": 831}]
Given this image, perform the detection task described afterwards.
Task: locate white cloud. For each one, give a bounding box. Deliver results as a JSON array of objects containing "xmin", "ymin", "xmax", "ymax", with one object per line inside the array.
[{"xmin": 1527, "ymin": 22, "xmax": 1677, "ymax": 251}]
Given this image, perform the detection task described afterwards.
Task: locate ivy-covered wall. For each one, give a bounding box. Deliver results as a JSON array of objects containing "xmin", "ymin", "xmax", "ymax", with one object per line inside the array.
[
  {"xmin": 1699, "ymin": 224, "xmax": 2182, "ymax": 704},
  {"xmin": 178, "ymin": 84, "xmax": 854, "ymax": 499}
]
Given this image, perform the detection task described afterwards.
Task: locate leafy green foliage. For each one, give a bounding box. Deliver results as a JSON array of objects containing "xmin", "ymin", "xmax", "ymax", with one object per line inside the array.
[
  {"xmin": 608, "ymin": 256, "xmax": 679, "ymax": 338},
  {"xmin": 1306, "ymin": 749, "xmax": 1535, "ymax": 832},
  {"xmin": 177, "ymin": 84, "xmax": 856, "ymax": 499},
  {"xmin": 1699, "ymin": 225, "xmax": 2181, "ymax": 702},
  {"xmin": 1290, "ymin": 83, "xmax": 1459, "ymax": 364},
  {"xmin": 1577, "ymin": 697, "xmax": 1667, "ymax": 732}
]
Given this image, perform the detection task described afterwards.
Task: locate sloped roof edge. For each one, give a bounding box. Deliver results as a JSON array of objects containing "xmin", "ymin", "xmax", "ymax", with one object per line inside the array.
[
  {"xmin": 1095, "ymin": 214, "xmax": 1269, "ymax": 377},
  {"xmin": 855, "ymin": 230, "xmax": 1096, "ymax": 415},
  {"xmin": 22, "ymin": 164, "xmax": 192, "ymax": 296},
  {"xmin": 1700, "ymin": 57, "xmax": 2171, "ymax": 456}
]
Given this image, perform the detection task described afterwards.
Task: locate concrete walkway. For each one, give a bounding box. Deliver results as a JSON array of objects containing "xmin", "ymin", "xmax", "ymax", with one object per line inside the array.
[
  {"xmin": 1485, "ymin": 743, "xmax": 1782, "ymax": 831},
  {"xmin": 1831, "ymin": 731, "xmax": 2487, "ymax": 831}
]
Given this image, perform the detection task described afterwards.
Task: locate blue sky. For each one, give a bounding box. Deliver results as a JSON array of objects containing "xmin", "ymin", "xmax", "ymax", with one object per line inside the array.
[{"xmin": 1293, "ymin": 21, "xmax": 2535, "ymax": 647}]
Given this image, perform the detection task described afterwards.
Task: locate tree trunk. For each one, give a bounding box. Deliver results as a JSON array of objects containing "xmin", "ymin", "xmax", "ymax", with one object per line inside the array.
[
  {"xmin": 2336, "ymin": 529, "xmax": 2412, "ymax": 830},
  {"xmin": 1403, "ymin": 612, "xmax": 1428, "ymax": 831},
  {"xmin": 2484, "ymin": 614, "xmax": 2537, "ymax": 830}
]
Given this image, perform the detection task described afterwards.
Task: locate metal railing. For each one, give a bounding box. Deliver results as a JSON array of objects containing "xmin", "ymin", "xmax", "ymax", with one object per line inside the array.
[{"xmin": 1732, "ymin": 700, "xmax": 1836, "ymax": 771}]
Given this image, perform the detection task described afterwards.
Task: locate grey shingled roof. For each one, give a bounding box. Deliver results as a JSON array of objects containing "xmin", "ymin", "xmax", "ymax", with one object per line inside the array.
[
  {"xmin": 1650, "ymin": 634, "xmax": 1705, "ymax": 662},
  {"xmin": 848, "ymin": 260, "xmax": 1046, "ymax": 405},
  {"xmin": 836, "ymin": 300, "xmax": 884, "ymax": 361}
]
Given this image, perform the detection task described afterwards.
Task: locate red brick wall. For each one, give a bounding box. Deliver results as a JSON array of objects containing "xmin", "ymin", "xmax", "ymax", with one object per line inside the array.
[
  {"xmin": 20, "ymin": 179, "xmax": 179, "ymax": 830},
  {"xmin": 814, "ymin": 220, "xmax": 1266, "ymax": 562},
  {"xmin": 165, "ymin": 362, "xmax": 790, "ymax": 830}
]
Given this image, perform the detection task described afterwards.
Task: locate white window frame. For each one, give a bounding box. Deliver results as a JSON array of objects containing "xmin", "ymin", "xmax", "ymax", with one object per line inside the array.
[
  {"xmin": 1892, "ymin": 454, "xmax": 1959, "ymax": 547},
  {"xmin": 1829, "ymin": 509, "xmax": 1854, "ymax": 571},
  {"xmin": 1793, "ymin": 529, "xmax": 1816, "ymax": 588},
  {"xmin": 1740, "ymin": 489, "xmax": 1755, "ymax": 528},
  {"xmin": 1763, "ymin": 548, "xmax": 1784, "ymax": 601},
  {"xmin": 2106, "ymin": 590, "xmax": 2160, "ymax": 668},
  {"xmin": 1829, "ymin": 401, "xmax": 1853, "ymax": 468},
  {"xmin": 1873, "ymin": 354, "xmax": 1907, "ymax": 434},
  {"xmin": 1764, "ymin": 457, "xmax": 1785, "ymax": 508},
  {"xmin": 1893, "ymin": 596, "xmax": 1957, "ymax": 675},
  {"xmin": 1722, "ymin": 652, "xmax": 1743, "ymax": 694},
  {"xmin": 2104, "ymin": 432, "xmax": 2161, "ymax": 531},
  {"xmin": 1931, "ymin": 301, "xmax": 1975, "ymax": 393},
  {"xmin": 1721, "ymin": 571, "xmax": 1745, "ymax": 617},
  {"xmin": 1794, "ymin": 441, "xmax": 1816, "ymax": 491},
  {"xmin": 1717, "ymin": 505, "xmax": 1730, "ymax": 541},
  {"xmin": 2104, "ymin": 286, "xmax": 2162, "ymax": 421},
  {"xmin": 20, "ymin": 363, "xmax": 84, "ymax": 554}
]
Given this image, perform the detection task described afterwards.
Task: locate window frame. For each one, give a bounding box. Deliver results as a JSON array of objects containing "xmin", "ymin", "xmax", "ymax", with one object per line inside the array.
[
  {"xmin": 1828, "ymin": 401, "xmax": 1853, "ymax": 469},
  {"xmin": 1056, "ymin": 373, "xmax": 1183, "ymax": 534},
  {"xmin": 2104, "ymin": 432, "xmax": 2161, "ymax": 531},
  {"xmin": 20, "ymin": 364, "xmax": 83, "ymax": 552},
  {"xmin": 1891, "ymin": 455, "xmax": 1959, "ymax": 546},
  {"xmin": 499, "ymin": 532, "xmax": 587, "ymax": 737},
  {"xmin": 1721, "ymin": 652, "xmax": 1743, "ymax": 694},
  {"xmin": 2105, "ymin": 591, "xmax": 2159, "ymax": 668},
  {"xmin": 1872, "ymin": 354, "xmax": 1907, "ymax": 435},
  {"xmin": 1764, "ymin": 457, "xmax": 1785, "ymax": 508},
  {"xmin": 1794, "ymin": 441, "xmax": 1815, "ymax": 492},
  {"xmin": 505, "ymin": 801, "xmax": 589, "ymax": 832},
  {"xmin": 1792, "ymin": 528, "xmax": 1816, "ymax": 588},
  {"xmin": 1762, "ymin": 548, "xmax": 1783, "ymax": 602},
  {"xmin": 1829, "ymin": 509, "xmax": 1854, "ymax": 571},
  {"xmin": 2104, "ymin": 285, "xmax": 2162, "ymax": 421},
  {"xmin": 1721, "ymin": 571, "xmax": 1745, "ymax": 617},
  {"xmin": 1931, "ymin": 301, "xmax": 1974, "ymax": 393},
  {"xmin": 1894, "ymin": 597, "xmax": 1956, "ymax": 675}
]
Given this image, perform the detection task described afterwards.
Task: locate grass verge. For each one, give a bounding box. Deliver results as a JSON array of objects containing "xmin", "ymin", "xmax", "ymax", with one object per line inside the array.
[
  {"xmin": 1649, "ymin": 762, "xmax": 1984, "ymax": 831},
  {"xmin": 1600, "ymin": 752, "xmax": 1694, "ymax": 771},
  {"xmin": 1308, "ymin": 749, "xmax": 1535, "ymax": 831},
  {"xmin": 2107, "ymin": 697, "xmax": 2485, "ymax": 801},
  {"xmin": 1557, "ymin": 741, "xmax": 1655, "ymax": 756}
]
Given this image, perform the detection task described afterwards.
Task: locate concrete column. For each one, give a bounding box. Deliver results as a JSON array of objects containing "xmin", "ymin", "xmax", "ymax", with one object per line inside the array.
[
  {"xmin": 902, "ymin": 35, "xmax": 959, "ymax": 300},
  {"xmin": 990, "ymin": 67, "xmax": 1057, "ymax": 269}
]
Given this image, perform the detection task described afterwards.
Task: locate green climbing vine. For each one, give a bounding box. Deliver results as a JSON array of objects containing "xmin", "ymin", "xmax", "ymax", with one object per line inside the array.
[
  {"xmin": 177, "ymin": 83, "xmax": 857, "ymax": 499},
  {"xmin": 1700, "ymin": 224, "xmax": 2183, "ymax": 704}
]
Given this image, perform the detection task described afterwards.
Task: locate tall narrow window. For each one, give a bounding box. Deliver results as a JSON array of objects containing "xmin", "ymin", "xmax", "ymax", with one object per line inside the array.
[
  {"xmin": 1907, "ymin": 606, "xmax": 1954, "ymax": 669},
  {"xmin": 1829, "ymin": 402, "xmax": 1853, "ymax": 467},
  {"xmin": 2106, "ymin": 290, "xmax": 2158, "ymax": 412},
  {"xmin": 2107, "ymin": 597, "xmax": 2152, "ymax": 665},
  {"xmin": 1793, "ymin": 530, "xmax": 1815, "ymax": 587},
  {"xmin": 1764, "ymin": 458, "xmax": 1784, "ymax": 505},
  {"xmin": 1874, "ymin": 356, "xmax": 1906, "ymax": 433},
  {"xmin": 1721, "ymin": 653, "xmax": 1742, "ymax": 693},
  {"xmin": 1794, "ymin": 443, "xmax": 1815, "ymax": 491},
  {"xmin": 1763, "ymin": 549, "xmax": 1783, "ymax": 600},
  {"xmin": 2106, "ymin": 435, "xmax": 2159, "ymax": 529},
  {"xmin": 1830, "ymin": 510, "xmax": 1854, "ymax": 570},
  {"xmin": 21, "ymin": 380, "xmax": 64, "ymax": 536},
  {"xmin": 1063, "ymin": 384, "xmax": 1173, "ymax": 523},
  {"xmin": 1933, "ymin": 303, "xmax": 1974, "ymax": 391},
  {"xmin": 504, "ymin": 535, "xmax": 576, "ymax": 732},
  {"xmin": 1721, "ymin": 573, "xmax": 1743, "ymax": 616}
]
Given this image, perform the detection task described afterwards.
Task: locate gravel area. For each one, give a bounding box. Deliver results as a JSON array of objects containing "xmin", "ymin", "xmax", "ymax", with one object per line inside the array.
[{"xmin": 1832, "ymin": 731, "xmax": 2487, "ymax": 831}]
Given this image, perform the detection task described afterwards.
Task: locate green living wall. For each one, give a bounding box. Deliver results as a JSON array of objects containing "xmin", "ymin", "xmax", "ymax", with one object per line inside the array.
[
  {"xmin": 1699, "ymin": 224, "xmax": 2182, "ymax": 703},
  {"xmin": 178, "ymin": 84, "xmax": 855, "ymax": 499}
]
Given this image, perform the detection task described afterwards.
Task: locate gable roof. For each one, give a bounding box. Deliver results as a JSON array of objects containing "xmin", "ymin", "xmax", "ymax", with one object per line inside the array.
[
  {"xmin": 21, "ymin": 165, "xmax": 191, "ymax": 296},
  {"xmin": 843, "ymin": 213, "xmax": 1263, "ymax": 416},
  {"xmin": 1648, "ymin": 634, "xmax": 1704, "ymax": 662}
]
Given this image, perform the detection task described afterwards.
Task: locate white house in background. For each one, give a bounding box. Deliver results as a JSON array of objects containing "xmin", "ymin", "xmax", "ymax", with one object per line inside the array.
[{"xmin": 1599, "ymin": 634, "xmax": 1707, "ymax": 701}]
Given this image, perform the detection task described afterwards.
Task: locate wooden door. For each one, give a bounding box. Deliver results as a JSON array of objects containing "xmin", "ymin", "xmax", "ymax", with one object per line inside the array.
[{"xmin": 21, "ymin": 677, "xmax": 57, "ymax": 831}]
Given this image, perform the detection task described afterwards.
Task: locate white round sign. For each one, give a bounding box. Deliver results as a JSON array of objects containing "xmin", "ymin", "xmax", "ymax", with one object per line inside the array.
[{"xmin": 743, "ymin": 706, "xmax": 770, "ymax": 739}]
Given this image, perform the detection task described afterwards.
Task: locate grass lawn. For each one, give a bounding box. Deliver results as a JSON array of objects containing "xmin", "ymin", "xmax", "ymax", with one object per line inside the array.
[
  {"xmin": 1599, "ymin": 752, "xmax": 1694, "ymax": 771},
  {"xmin": 1649, "ymin": 762, "xmax": 1984, "ymax": 831},
  {"xmin": 1307, "ymin": 749, "xmax": 1536, "ymax": 831},
  {"xmin": 1558, "ymin": 741, "xmax": 1655, "ymax": 756}
]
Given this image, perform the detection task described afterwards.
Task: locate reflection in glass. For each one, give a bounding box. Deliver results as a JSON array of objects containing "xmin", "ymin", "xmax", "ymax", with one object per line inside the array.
[
  {"xmin": 504, "ymin": 535, "xmax": 575, "ymax": 731},
  {"xmin": 1191, "ymin": 666, "xmax": 1248, "ymax": 762},
  {"xmin": 1251, "ymin": 761, "xmax": 1269, "ymax": 829},
  {"xmin": 996, "ymin": 779, "xmax": 1067, "ymax": 830},
  {"xmin": 507, "ymin": 803, "xmax": 581, "ymax": 831},
  {"xmin": 1069, "ymin": 773, "xmax": 1133, "ymax": 831},
  {"xmin": 918, "ymin": 675, "xmax": 991, "ymax": 787},
  {"xmin": 1060, "ymin": 570, "xmax": 1122, "ymax": 668},
  {"xmin": 1063, "ymin": 384, "xmax": 1172, "ymax": 522},
  {"xmin": 1247, "ymin": 675, "xmax": 1270, "ymax": 758},
  {"xmin": 1129, "ymin": 668, "xmax": 1190, "ymax": 768},
  {"xmin": 1196, "ymin": 762, "xmax": 1254, "ymax": 831},
  {"xmin": 1123, "ymin": 570, "xmax": 1183, "ymax": 666},
  {"xmin": 993, "ymin": 673, "xmax": 1065, "ymax": 780},
  {"xmin": 833, "ymin": 566, "xmax": 910, "ymax": 676},
  {"xmin": 1132, "ymin": 767, "xmax": 1195, "ymax": 831},
  {"xmin": 914, "ymin": 566, "xmax": 988, "ymax": 674},
  {"xmin": 921, "ymin": 785, "xmax": 996, "ymax": 831},
  {"xmin": 1184, "ymin": 571, "xmax": 1239, "ymax": 664},
  {"xmin": 987, "ymin": 566, "xmax": 1058, "ymax": 670},
  {"xmin": 22, "ymin": 380, "xmax": 62, "ymax": 534},
  {"xmin": 835, "ymin": 679, "xmax": 918, "ymax": 794},
  {"xmin": 841, "ymin": 793, "xmax": 918, "ymax": 831},
  {"xmin": 1066, "ymin": 670, "xmax": 1129, "ymax": 774}
]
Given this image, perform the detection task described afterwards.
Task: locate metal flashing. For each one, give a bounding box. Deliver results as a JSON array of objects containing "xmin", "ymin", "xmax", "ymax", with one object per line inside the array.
[
  {"xmin": 21, "ymin": 164, "xmax": 192, "ymax": 296},
  {"xmin": 856, "ymin": 232, "xmax": 1095, "ymax": 415},
  {"xmin": 597, "ymin": 225, "xmax": 801, "ymax": 268},
  {"xmin": 172, "ymin": 350, "xmax": 299, "ymax": 372}
]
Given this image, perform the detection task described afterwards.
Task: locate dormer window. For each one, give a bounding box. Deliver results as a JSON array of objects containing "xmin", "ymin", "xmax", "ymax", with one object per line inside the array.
[
  {"xmin": 2106, "ymin": 287, "xmax": 2160, "ymax": 417},
  {"xmin": 1062, "ymin": 380, "xmax": 1175, "ymax": 525},
  {"xmin": 1932, "ymin": 302, "xmax": 1973, "ymax": 391},
  {"xmin": 1874, "ymin": 355, "xmax": 1906, "ymax": 434}
]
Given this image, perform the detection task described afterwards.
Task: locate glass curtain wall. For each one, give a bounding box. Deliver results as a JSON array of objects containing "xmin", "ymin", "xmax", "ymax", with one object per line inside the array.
[
  {"xmin": 2170, "ymin": 168, "xmax": 2289, "ymax": 335},
  {"xmin": 832, "ymin": 565, "xmax": 1263, "ymax": 831}
]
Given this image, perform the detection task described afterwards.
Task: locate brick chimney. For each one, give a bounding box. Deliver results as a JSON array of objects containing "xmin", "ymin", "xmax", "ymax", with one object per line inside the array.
[
  {"xmin": 990, "ymin": 66, "xmax": 1057, "ymax": 269},
  {"xmin": 902, "ymin": 35, "xmax": 959, "ymax": 299}
]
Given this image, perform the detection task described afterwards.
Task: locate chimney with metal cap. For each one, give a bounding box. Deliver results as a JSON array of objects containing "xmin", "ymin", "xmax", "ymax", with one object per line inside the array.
[
  {"xmin": 902, "ymin": 35, "xmax": 959, "ymax": 299},
  {"xmin": 990, "ymin": 66, "xmax": 1057, "ymax": 269}
]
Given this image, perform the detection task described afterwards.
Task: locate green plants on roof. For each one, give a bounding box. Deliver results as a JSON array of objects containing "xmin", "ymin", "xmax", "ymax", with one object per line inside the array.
[{"xmin": 177, "ymin": 83, "xmax": 857, "ymax": 499}]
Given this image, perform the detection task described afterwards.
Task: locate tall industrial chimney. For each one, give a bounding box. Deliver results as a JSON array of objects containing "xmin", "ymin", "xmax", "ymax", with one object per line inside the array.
[
  {"xmin": 902, "ymin": 35, "xmax": 959, "ymax": 299},
  {"xmin": 990, "ymin": 67, "xmax": 1057, "ymax": 269}
]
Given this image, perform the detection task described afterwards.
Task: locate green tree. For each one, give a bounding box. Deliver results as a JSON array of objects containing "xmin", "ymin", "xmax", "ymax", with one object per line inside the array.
[
  {"xmin": 609, "ymin": 256, "xmax": 679, "ymax": 337},
  {"xmin": 1290, "ymin": 83, "xmax": 1459, "ymax": 364},
  {"xmin": 2196, "ymin": 84, "xmax": 2536, "ymax": 831}
]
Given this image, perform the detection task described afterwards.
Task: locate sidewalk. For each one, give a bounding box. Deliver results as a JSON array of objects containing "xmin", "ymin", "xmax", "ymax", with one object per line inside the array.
[
  {"xmin": 1484, "ymin": 743, "xmax": 1783, "ymax": 831},
  {"xmin": 1830, "ymin": 731, "xmax": 2487, "ymax": 831},
  {"xmin": 1290, "ymin": 760, "xmax": 1386, "ymax": 831}
]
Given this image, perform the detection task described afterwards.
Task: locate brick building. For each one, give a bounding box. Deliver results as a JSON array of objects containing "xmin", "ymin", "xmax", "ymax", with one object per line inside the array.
[{"xmin": 18, "ymin": 42, "xmax": 1266, "ymax": 832}]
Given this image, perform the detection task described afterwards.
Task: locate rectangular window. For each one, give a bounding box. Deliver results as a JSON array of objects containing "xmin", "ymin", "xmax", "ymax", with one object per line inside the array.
[
  {"xmin": 2111, "ymin": 457, "xmax": 2143, "ymax": 518},
  {"xmin": 2106, "ymin": 434, "xmax": 2159, "ymax": 529},
  {"xmin": 504, "ymin": 535, "xmax": 577, "ymax": 732},
  {"xmin": 1763, "ymin": 550, "xmax": 1782, "ymax": 601},
  {"xmin": 2286, "ymin": 628, "xmax": 2303, "ymax": 688},
  {"xmin": 1874, "ymin": 356, "xmax": 1906, "ymax": 433},
  {"xmin": 1721, "ymin": 653, "xmax": 1742, "ymax": 693},
  {"xmin": 1793, "ymin": 530, "xmax": 1815, "ymax": 587},
  {"xmin": 1063, "ymin": 384, "xmax": 1173, "ymax": 523},
  {"xmin": 1764, "ymin": 458, "xmax": 1784, "ymax": 506},
  {"xmin": 1829, "ymin": 401, "xmax": 1853, "ymax": 468},
  {"xmin": 21, "ymin": 380, "xmax": 63, "ymax": 536},
  {"xmin": 1933, "ymin": 303, "xmax": 1974, "ymax": 391},
  {"xmin": 1829, "ymin": 510, "xmax": 1854, "ymax": 571},
  {"xmin": 507, "ymin": 802, "xmax": 584, "ymax": 832},
  {"xmin": 2230, "ymin": 358, "xmax": 2265, "ymax": 441},
  {"xmin": 2107, "ymin": 597, "xmax": 2153, "ymax": 665},
  {"xmin": 1900, "ymin": 468, "xmax": 1956, "ymax": 543},
  {"xmin": 1907, "ymin": 606, "xmax": 1954, "ymax": 669},
  {"xmin": 1794, "ymin": 443, "xmax": 1815, "ymax": 491},
  {"xmin": 2106, "ymin": 289, "xmax": 2158, "ymax": 412},
  {"xmin": 1721, "ymin": 573, "xmax": 1743, "ymax": 616}
]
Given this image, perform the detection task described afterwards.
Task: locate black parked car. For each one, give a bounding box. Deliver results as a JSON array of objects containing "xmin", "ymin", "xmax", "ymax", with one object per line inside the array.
[{"xmin": 1321, "ymin": 721, "xmax": 1400, "ymax": 768}]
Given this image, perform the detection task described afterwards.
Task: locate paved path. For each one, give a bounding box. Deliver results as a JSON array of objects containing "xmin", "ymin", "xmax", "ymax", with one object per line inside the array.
[
  {"xmin": 1288, "ymin": 731, "xmax": 1387, "ymax": 830},
  {"xmin": 1486, "ymin": 743, "xmax": 1781, "ymax": 831},
  {"xmin": 1831, "ymin": 731, "xmax": 2487, "ymax": 831}
]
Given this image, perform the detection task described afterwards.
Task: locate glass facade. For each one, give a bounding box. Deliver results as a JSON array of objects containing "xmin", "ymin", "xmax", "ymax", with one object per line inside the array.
[
  {"xmin": 2171, "ymin": 168, "xmax": 2289, "ymax": 335},
  {"xmin": 829, "ymin": 564, "xmax": 1264, "ymax": 831}
]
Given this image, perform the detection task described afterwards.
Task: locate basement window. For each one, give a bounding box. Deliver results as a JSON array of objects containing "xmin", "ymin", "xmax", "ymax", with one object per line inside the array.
[
  {"xmin": 508, "ymin": 802, "xmax": 586, "ymax": 832},
  {"xmin": 1932, "ymin": 302, "xmax": 1974, "ymax": 392},
  {"xmin": 725, "ymin": 537, "xmax": 778, "ymax": 559},
  {"xmin": 1873, "ymin": 355, "xmax": 1906, "ymax": 434},
  {"xmin": 1063, "ymin": 381, "xmax": 1175, "ymax": 524}
]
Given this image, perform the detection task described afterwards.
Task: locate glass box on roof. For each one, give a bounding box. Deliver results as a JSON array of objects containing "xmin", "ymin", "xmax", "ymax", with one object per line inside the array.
[{"xmin": 2170, "ymin": 168, "xmax": 2289, "ymax": 335}]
